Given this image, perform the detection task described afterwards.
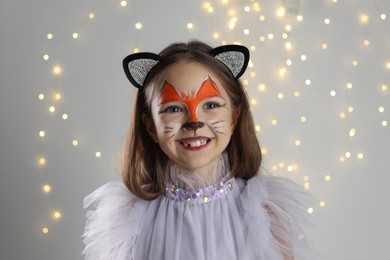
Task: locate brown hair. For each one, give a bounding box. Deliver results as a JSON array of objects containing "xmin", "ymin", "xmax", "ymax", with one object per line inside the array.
[{"xmin": 122, "ymin": 40, "xmax": 262, "ymax": 200}]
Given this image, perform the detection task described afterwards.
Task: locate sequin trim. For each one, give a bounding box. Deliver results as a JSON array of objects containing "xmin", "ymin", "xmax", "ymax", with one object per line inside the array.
[{"xmin": 165, "ymin": 176, "xmax": 236, "ymax": 205}]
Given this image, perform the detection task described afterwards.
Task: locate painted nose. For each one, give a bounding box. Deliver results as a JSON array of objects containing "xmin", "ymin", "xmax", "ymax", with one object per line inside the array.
[{"xmin": 182, "ymin": 122, "xmax": 205, "ymax": 131}]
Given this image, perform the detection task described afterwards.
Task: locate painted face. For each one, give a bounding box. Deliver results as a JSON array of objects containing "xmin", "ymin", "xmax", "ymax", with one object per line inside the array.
[{"xmin": 147, "ymin": 62, "xmax": 235, "ymax": 171}]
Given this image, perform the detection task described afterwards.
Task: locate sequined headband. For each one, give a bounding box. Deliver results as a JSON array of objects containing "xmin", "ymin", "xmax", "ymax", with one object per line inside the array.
[{"xmin": 122, "ymin": 44, "xmax": 250, "ymax": 89}]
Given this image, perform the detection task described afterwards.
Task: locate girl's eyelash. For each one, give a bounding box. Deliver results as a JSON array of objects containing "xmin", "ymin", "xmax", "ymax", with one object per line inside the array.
[
  {"xmin": 203, "ymin": 101, "xmax": 225, "ymax": 109},
  {"xmin": 159, "ymin": 105, "xmax": 183, "ymax": 114}
]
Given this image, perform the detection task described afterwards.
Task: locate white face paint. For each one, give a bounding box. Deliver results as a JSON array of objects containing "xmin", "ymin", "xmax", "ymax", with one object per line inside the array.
[{"xmin": 146, "ymin": 62, "xmax": 235, "ymax": 171}]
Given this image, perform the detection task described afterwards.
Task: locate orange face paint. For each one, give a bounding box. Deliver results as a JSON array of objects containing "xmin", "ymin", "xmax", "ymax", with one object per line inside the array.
[{"xmin": 159, "ymin": 77, "xmax": 222, "ymax": 122}]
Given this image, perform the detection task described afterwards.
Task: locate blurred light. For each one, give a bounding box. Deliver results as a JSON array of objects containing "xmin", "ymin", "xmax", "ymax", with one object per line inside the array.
[
  {"xmin": 259, "ymin": 35, "xmax": 266, "ymax": 42},
  {"xmin": 213, "ymin": 33, "xmax": 219, "ymax": 39},
  {"xmin": 304, "ymin": 182, "xmax": 310, "ymax": 190},
  {"xmin": 72, "ymin": 140, "xmax": 78, "ymax": 146},
  {"xmin": 330, "ymin": 90, "xmax": 336, "ymax": 97},
  {"xmin": 382, "ymin": 121, "xmax": 388, "ymax": 127},
  {"xmin": 253, "ymin": 2, "xmax": 260, "ymax": 12},
  {"xmin": 38, "ymin": 94, "xmax": 45, "ymax": 100},
  {"xmin": 228, "ymin": 17, "xmax": 237, "ymax": 29},
  {"xmin": 381, "ymin": 14, "xmax": 387, "ymax": 20},
  {"xmin": 62, "ymin": 114, "xmax": 68, "ymax": 120},
  {"xmin": 135, "ymin": 23, "xmax": 142, "ymax": 30},
  {"xmin": 88, "ymin": 13, "xmax": 95, "ymax": 19},
  {"xmin": 53, "ymin": 66, "xmax": 62, "ymax": 75},
  {"xmin": 43, "ymin": 54, "xmax": 49, "ymax": 61},
  {"xmin": 53, "ymin": 211, "xmax": 61, "ymax": 219},
  {"xmin": 259, "ymin": 15, "xmax": 266, "ymax": 21},
  {"xmin": 39, "ymin": 131, "xmax": 45, "ymax": 137},
  {"xmin": 348, "ymin": 106, "xmax": 354, "ymax": 113},
  {"xmin": 42, "ymin": 227, "xmax": 49, "ymax": 234},
  {"xmin": 297, "ymin": 15, "xmax": 303, "ymax": 21},
  {"xmin": 303, "ymin": 176, "xmax": 309, "ymax": 181},
  {"xmin": 339, "ymin": 156, "xmax": 345, "ymax": 162},
  {"xmin": 352, "ymin": 60, "xmax": 358, "ymax": 66},
  {"xmin": 287, "ymin": 165, "xmax": 294, "ymax": 172},
  {"xmin": 331, "ymin": 0, "xmax": 338, "ymax": 2},
  {"xmin": 300, "ymin": 116, "xmax": 307, "ymax": 123},
  {"xmin": 282, "ymin": 33, "xmax": 289, "ymax": 39},
  {"xmin": 55, "ymin": 93, "xmax": 61, "ymax": 100},
  {"xmin": 39, "ymin": 158, "xmax": 46, "ymax": 165},
  {"xmin": 250, "ymin": 45, "xmax": 256, "ymax": 51},
  {"xmin": 379, "ymin": 106, "xmax": 385, "ymax": 113},
  {"xmin": 258, "ymin": 84, "xmax": 266, "ymax": 92},
  {"xmin": 381, "ymin": 84, "xmax": 388, "ymax": 92},
  {"xmin": 120, "ymin": 1, "xmax": 127, "ymax": 7},
  {"xmin": 276, "ymin": 6, "xmax": 285, "ymax": 17},
  {"xmin": 261, "ymin": 148, "xmax": 267, "ymax": 154},
  {"xmin": 95, "ymin": 152, "xmax": 102, "ymax": 158},
  {"xmin": 49, "ymin": 106, "xmax": 55, "ymax": 113},
  {"xmin": 294, "ymin": 91, "xmax": 300, "ymax": 97},
  {"xmin": 357, "ymin": 153, "xmax": 364, "ymax": 160},
  {"xmin": 133, "ymin": 48, "xmax": 139, "ymax": 53},
  {"xmin": 349, "ymin": 128, "xmax": 356, "ymax": 137},
  {"xmin": 295, "ymin": 139, "xmax": 301, "ymax": 146},
  {"xmin": 243, "ymin": 29, "xmax": 250, "ymax": 35},
  {"xmin": 363, "ymin": 40, "xmax": 370, "ymax": 46},
  {"xmin": 321, "ymin": 43, "xmax": 328, "ymax": 50},
  {"xmin": 301, "ymin": 55, "xmax": 307, "ymax": 61},
  {"xmin": 244, "ymin": 6, "xmax": 250, "ymax": 12},
  {"xmin": 72, "ymin": 33, "xmax": 79, "ymax": 39},
  {"xmin": 345, "ymin": 152, "xmax": 351, "ymax": 158},
  {"xmin": 360, "ymin": 14, "xmax": 369, "ymax": 24},
  {"xmin": 278, "ymin": 162, "xmax": 285, "ymax": 168},
  {"xmin": 285, "ymin": 25, "xmax": 292, "ymax": 31},
  {"xmin": 255, "ymin": 125, "xmax": 261, "ymax": 132},
  {"xmin": 320, "ymin": 201, "xmax": 326, "ymax": 207},
  {"xmin": 339, "ymin": 112, "xmax": 346, "ymax": 119},
  {"xmin": 250, "ymin": 98, "xmax": 257, "ymax": 105},
  {"xmin": 324, "ymin": 18, "xmax": 330, "ymax": 25},
  {"xmin": 277, "ymin": 93, "xmax": 284, "ymax": 99},
  {"xmin": 43, "ymin": 184, "xmax": 51, "ymax": 193},
  {"xmin": 305, "ymin": 79, "xmax": 311, "ymax": 86},
  {"xmin": 279, "ymin": 67, "xmax": 287, "ymax": 78},
  {"xmin": 187, "ymin": 23, "xmax": 194, "ymax": 29},
  {"xmin": 285, "ymin": 42, "xmax": 292, "ymax": 50},
  {"xmin": 267, "ymin": 34, "xmax": 274, "ymax": 40},
  {"xmin": 386, "ymin": 62, "xmax": 390, "ymax": 69},
  {"xmin": 347, "ymin": 82, "xmax": 353, "ymax": 89},
  {"xmin": 207, "ymin": 6, "xmax": 214, "ymax": 13},
  {"xmin": 47, "ymin": 34, "xmax": 53, "ymax": 40},
  {"xmin": 286, "ymin": 59, "xmax": 292, "ymax": 66},
  {"xmin": 325, "ymin": 175, "xmax": 331, "ymax": 181},
  {"xmin": 271, "ymin": 119, "xmax": 278, "ymax": 125}
]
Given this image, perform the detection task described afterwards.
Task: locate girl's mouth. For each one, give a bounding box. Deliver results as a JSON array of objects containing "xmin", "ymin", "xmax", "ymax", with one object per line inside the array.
[{"xmin": 179, "ymin": 137, "xmax": 211, "ymax": 150}]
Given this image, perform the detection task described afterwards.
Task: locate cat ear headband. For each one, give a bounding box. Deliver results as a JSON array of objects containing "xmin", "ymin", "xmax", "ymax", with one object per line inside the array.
[{"xmin": 122, "ymin": 44, "xmax": 250, "ymax": 89}]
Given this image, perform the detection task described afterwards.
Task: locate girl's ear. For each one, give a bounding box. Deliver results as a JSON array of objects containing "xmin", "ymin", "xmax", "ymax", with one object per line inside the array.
[{"xmin": 142, "ymin": 113, "xmax": 159, "ymax": 143}]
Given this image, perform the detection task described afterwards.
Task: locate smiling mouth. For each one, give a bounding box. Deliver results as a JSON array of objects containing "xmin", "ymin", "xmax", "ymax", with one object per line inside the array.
[{"xmin": 179, "ymin": 137, "xmax": 211, "ymax": 149}]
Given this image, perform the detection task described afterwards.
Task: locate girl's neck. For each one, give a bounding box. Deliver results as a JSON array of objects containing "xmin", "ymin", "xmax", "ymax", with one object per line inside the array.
[{"xmin": 167, "ymin": 153, "xmax": 229, "ymax": 190}]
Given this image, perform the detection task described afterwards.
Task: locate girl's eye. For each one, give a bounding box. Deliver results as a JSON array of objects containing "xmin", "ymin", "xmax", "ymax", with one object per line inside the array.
[
  {"xmin": 203, "ymin": 101, "xmax": 222, "ymax": 110},
  {"xmin": 161, "ymin": 106, "xmax": 183, "ymax": 113}
]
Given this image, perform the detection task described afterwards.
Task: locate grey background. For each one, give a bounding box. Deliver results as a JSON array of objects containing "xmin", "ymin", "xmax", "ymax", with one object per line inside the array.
[{"xmin": 1, "ymin": 0, "xmax": 389, "ymax": 259}]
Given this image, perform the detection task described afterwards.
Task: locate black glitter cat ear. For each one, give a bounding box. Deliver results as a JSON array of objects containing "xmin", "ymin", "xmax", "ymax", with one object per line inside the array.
[
  {"xmin": 123, "ymin": 52, "xmax": 162, "ymax": 89},
  {"xmin": 209, "ymin": 45, "xmax": 250, "ymax": 79}
]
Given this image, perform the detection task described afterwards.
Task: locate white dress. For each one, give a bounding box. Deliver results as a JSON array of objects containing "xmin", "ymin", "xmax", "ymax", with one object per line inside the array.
[{"xmin": 83, "ymin": 157, "xmax": 313, "ymax": 260}]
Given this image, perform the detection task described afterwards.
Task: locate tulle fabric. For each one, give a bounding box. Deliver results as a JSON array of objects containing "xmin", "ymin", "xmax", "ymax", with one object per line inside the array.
[{"xmin": 83, "ymin": 175, "xmax": 314, "ymax": 260}]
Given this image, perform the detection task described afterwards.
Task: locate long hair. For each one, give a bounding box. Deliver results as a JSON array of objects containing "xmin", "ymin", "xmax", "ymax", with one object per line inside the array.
[{"xmin": 122, "ymin": 40, "xmax": 262, "ymax": 200}]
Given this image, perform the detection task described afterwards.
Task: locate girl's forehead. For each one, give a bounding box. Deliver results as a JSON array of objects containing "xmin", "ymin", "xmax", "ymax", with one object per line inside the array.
[{"xmin": 161, "ymin": 62, "xmax": 224, "ymax": 92}]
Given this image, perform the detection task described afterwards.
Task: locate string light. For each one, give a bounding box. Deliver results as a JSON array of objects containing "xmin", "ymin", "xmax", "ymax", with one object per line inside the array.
[
  {"xmin": 95, "ymin": 152, "xmax": 102, "ymax": 158},
  {"xmin": 43, "ymin": 184, "xmax": 51, "ymax": 193},
  {"xmin": 39, "ymin": 131, "xmax": 45, "ymax": 137},
  {"xmin": 62, "ymin": 114, "xmax": 68, "ymax": 120},
  {"xmin": 120, "ymin": 1, "xmax": 127, "ymax": 7},
  {"xmin": 42, "ymin": 227, "xmax": 49, "ymax": 234},
  {"xmin": 38, "ymin": 94, "xmax": 45, "ymax": 100},
  {"xmin": 53, "ymin": 66, "xmax": 62, "ymax": 75},
  {"xmin": 135, "ymin": 23, "xmax": 142, "ymax": 30},
  {"xmin": 88, "ymin": 13, "xmax": 95, "ymax": 19},
  {"xmin": 43, "ymin": 54, "xmax": 49, "ymax": 61},
  {"xmin": 325, "ymin": 175, "xmax": 331, "ymax": 182},
  {"xmin": 360, "ymin": 14, "xmax": 369, "ymax": 24},
  {"xmin": 47, "ymin": 34, "xmax": 53, "ymax": 40}
]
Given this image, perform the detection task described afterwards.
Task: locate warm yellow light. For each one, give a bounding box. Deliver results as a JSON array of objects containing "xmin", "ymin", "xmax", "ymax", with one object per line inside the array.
[
  {"xmin": 339, "ymin": 112, "xmax": 346, "ymax": 119},
  {"xmin": 363, "ymin": 40, "xmax": 370, "ymax": 46},
  {"xmin": 381, "ymin": 84, "xmax": 388, "ymax": 92},
  {"xmin": 347, "ymin": 82, "xmax": 353, "ymax": 89},
  {"xmin": 53, "ymin": 211, "xmax": 61, "ymax": 219},
  {"xmin": 207, "ymin": 6, "xmax": 214, "ymax": 13},
  {"xmin": 47, "ymin": 34, "xmax": 53, "ymax": 40},
  {"xmin": 294, "ymin": 139, "xmax": 301, "ymax": 146},
  {"xmin": 321, "ymin": 43, "xmax": 328, "ymax": 50},
  {"xmin": 62, "ymin": 114, "xmax": 68, "ymax": 120},
  {"xmin": 250, "ymin": 45, "xmax": 256, "ymax": 51},
  {"xmin": 324, "ymin": 18, "xmax": 330, "ymax": 25},
  {"xmin": 133, "ymin": 48, "xmax": 139, "ymax": 53},
  {"xmin": 95, "ymin": 152, "xmax": 102, "ymax": 158},
  {"xmin": 72, "ymin": 33, "xmax": 79, "ymax": 39},
  {"xmin": 282, "ymin": 33, "xmax": 289, "ymax": 39},
  {"xmin": 297, "ymin": 15, "xmax": 303, "ymax": 21},
  {"xmin": 348, "ymin": 106, "xmax": 354, "ymax": 113},
  {"xmin": 294, "ymin": 91, "xmax": 300, "ymax": 97},
  {"xmin": 244, "ymin": 6, "xmax": 250, "ymax": 12},
  {"xmin": 360, "ymin": 14, "xmax": 369, "ymax": 24},
  {"xmin": 301, "ymin": 55, "xmax": 307, "ymax": 61},
  {"xmin": 203, "ymin": 2, "xmax": 211, "ymax": 9},
  {"xmin": 88, "ymin": 13, "xmax": 95, "ymax": 19},
  {"xmin": 382, "ymin": 121, "xmax": 388, "ymax": 127},
  {"xmin": 277, "ymin": 93, "xmax": 284, "ymax": 99},
  {"xmin": 135, "ymin": 23, "xmax": 142, "ymax": 30},
  {"xmin": 331, "ymin": 0, "xmax": 338, "ymax": 3},
  {"xmin": 261, "ymin": 148, "xmax": 267, "ymax": 154},
  {"xmin": 39, "ymin": 131, "xmax": 45, "ymax": 137},
  {"xmin": 345, "ymin": 151, "xmax": 351, "ymax": 158},
  {"xmin": 243, "ymin": 29, "xmax": 250, "ymax": 35},
  {"xmin": 304, "ymin": 182, "xmax": 310, "ymax": 190},
  {"xmin": 259, "ymin": 35, "xmax": 266, "ymax": 42},
  {"xmin": 252, "ymin": 2, "xmax": 260, "ymax": 12},
  {"xmin": 42, "ymin": 227, "xmax": 49, "ymax": 234},
  {"xmin": 267, "ymin": 34, "xmax": 274, "ymax": 40},
  {"xmin": 250, "ymin": 71, "xmax": 256, "ymax": 77},
  {"xmin": 227, "ymin": 9, "xmax": 235, "ymax": 16},
  {"xmin": 250, "ymin": 98, "xmax": 257, "ymax": 105},
  {"xmin": 352, "ymin": 60, "xmax": 358, "ymax": 66},
  {"xmin": 305, "ymin": 79, "xmax": 311, "ymax": 86},
  {"xmin": 381, "ymin": 14, "xmax": 387, "ymax": 20},
  {"xmin": 271, "ymin": 119, "xmax": 278, "ymax": 125},
  {"xmin": 43, "ymin": 184, "xmax": 51, "ymax": 193},
  {"xmin": 386, "ymin": 62, "xmax": 390, "ymax": 69},
  {"xmin": 120, "ymin": 0, "xmax": 127, "ymax": 7},
  {"xmin": 307, "ymin": 208, "xmax": 314, "ymax": 214},
  {"xmin": 72, "ymin": 140, "xmax": 78, "ymax": 146},
  {"xmin": 213, "ymin": 33, "xmax": 219, "ymax": 39},
  {"xmin": 242, "ymin": 79, "xmax": 249, "ymax": 86},
  {"xmin": 187, "ymin": 22, "xmax": 194, "ymax": 29},
  {"xmin": 285, "ymin": 25, "xmax": 292, "ymax": 31},
  {"xmin": 286, "ymin": 59, "xmax": 292, "ymax": 66},
  {"xmin": 320, "ymin": 201, "xmax": 326, "ymax": 207},
  {"xmin": 357, "ymin": 153, "xmax": 364, "ymax": 160},
  {"xmin": 349, "ymin": 128, "xmax": 356, "ymax": 137},
  {"xmin": 53, "ymin": 66, "xmax": 62, "ymax": 75},
  {"xmin": 325, "ymin": 175, "xmax": 331, "ymax": 182},
  {"xmin": 39, "ymin": 158, "xmax": 46, "ymax": 165},
  {"xmin": 330, "ymin": 90, "xmax": 336, "ymax": 97},
  {"xmin": 259, "ymin": 15, "xmax": 265, "ymax": 21},
  {"xmin": 300, "ymin": 116, "xmax": 307, "ymax": 123},
  {"xmin": 276, "ymin": 6, "xmax": 285, "ymax": 17},
  {"xmin": 43, "ymin": 54, "xmax": 49, "ymax": 61},
  {"xmin": 248, "ymin": 60, "xmax": 253, "ymax": 68},
  {"xmin": 287, "ymin": 165, "xmax": 294, "ymax": 172},
  {"xmin": 379, "ymin": 106, "xmax": 385, "ymax": 113},
  {"xmin": 49, "ymin": 106, "xmax": 55, "ymax": 113},
  {"xmin": 278, "ymin": 162, "xmax": 285, "ymax": 168},
  {"xmin": 303, "ymin": 176, "xmax": 309, "ymax": 182},
  {"xmin": 278, "ymin": 67, "xmax": 287, "ymax": 78},
  {"xmin": 285, "ymin": 42, "xmax": 292, "ymax": 50},
  {"xmin": 255, "ymin": 125, "xmax": 261, "ymax": 132},
  {"xmin": 54, "ymin": 93, "xmax": 61, "ymax": 100},
  {"xmin": 38, "ymin": 94, "xmax": 45, "ymax": 100},
  {"xmin": 258, "ymin": 84, "xmax": 266, "ymax": 92},
  {"xmin": 339, "ymin": 156, "xmax": 346, "ymax": 162}
]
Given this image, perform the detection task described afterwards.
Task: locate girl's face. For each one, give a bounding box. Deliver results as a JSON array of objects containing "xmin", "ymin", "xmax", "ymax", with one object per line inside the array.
[{"xmin": 146, "ymin": 61, "xmax": 235, "ymax": 171}]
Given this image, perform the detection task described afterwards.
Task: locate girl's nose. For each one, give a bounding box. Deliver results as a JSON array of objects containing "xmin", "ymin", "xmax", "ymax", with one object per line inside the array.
[{"xmin": 182, "ymin": 122, "xmax": 205, "ymax": 131}]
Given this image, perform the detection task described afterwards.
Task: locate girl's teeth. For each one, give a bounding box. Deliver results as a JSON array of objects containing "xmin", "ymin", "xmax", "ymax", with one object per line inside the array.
[{"xmin": 184, "ymin": 140, "xmax": 207, "ymax": 147}]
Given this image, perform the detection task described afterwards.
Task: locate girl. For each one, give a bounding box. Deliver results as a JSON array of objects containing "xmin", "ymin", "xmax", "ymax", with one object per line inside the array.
[{"xmin": 83, "ymin": 41, "xmax": 312, "ymax": 259}]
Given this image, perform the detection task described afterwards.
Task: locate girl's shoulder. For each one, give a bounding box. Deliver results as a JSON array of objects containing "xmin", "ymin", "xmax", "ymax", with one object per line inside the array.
[
  {"xmin": 239, "ymin": 175, "xmax": 316, "ymax": 259},
  {"xmin": 82, "ymin": 181, "xmax": 148, "ymax": 260}
]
